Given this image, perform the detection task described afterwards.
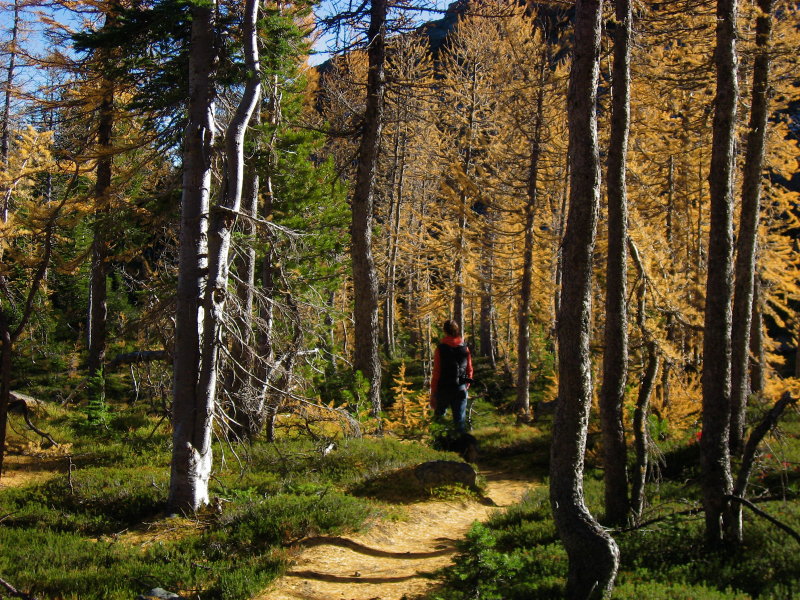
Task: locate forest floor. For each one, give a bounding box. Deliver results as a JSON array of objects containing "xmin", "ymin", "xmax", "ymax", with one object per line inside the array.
[{"xmin": 259, "ymin": 454, "xmax": 538, "ymax": 600}]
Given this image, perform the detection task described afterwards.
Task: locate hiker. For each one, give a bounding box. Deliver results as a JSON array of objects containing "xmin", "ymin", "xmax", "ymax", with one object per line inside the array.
[{"xmin": 430, "ymin": 319, "xmax": 473, "ymax": 433}]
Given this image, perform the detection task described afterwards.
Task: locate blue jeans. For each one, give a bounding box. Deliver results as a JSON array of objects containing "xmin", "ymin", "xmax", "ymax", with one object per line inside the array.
[{"xmin": 435, "ymin": 386, "xmax": 468, "ymax": 433}]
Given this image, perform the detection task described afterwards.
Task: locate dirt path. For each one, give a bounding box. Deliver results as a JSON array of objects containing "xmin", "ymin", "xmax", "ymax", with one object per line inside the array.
[{"xmin": 259, "ymin": 461, "xmax": 537, "ymax": 600}]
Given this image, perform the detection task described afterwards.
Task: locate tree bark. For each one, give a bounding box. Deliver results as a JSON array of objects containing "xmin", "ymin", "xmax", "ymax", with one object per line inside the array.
[
  {"xmin": 169, "ymin": 0, "xmax": 219, "ymax": 512},
  {"xmin": 86, "ymin": 27, "xmax": 115, "ymax": 423},
  {"xmin": 0, "ymin": 0, "xmax": 19, "ymax": 223},
  {"xmin": 730, "ymin": 392, "xmax": 797, "ymax": 541},
  {"xmin": 516, "ymin": 56, "xmax": 546, "ymax": 419},
  {"xmin": 351, "ymin": 0, "xmax": 387, "ymax": 418},
  {"xmin": 550, "ymin": 0, "xmax": 620, "ymax": 596},
  {"xmin": 701, "ymin": 0, "xmax": 738, "ymax": 546},
  {"xmin": 599, "ymin": 0, "xmax": 632, "ymax": 526},
  {"xmin": 729, "ymin": 0, "xmax": 773, "ymax": 458},
  {"xmin": 0, "ymin": 314, "xmax": 11, "ymax": 478},
  {"xmin": 749, "ymin": 276, "xmax": 764, "ymax": 395}
]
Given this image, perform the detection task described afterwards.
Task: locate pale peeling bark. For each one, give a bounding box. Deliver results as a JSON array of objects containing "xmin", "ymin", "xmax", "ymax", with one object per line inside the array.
[
  {"xmin": 550, "ymin": 0, "xmax": 620, "ymax": 596},
  {"xmin": 351, "ymin": 0, "xmax": 387, "ymax": 418},
  {"xmin": 170, "ymin": 1, "xmax": 217, "ymax": 513},
  {"xmin": 599, "ymin": 0, "xmax": 632, "ymax": 525},
  {"xmin": 701, "ymin": 0, "xmax": 738, "ymax": 545},
  {"xmin": 195, "ymin": 0, "xmax": 262, "ymax": 484}
]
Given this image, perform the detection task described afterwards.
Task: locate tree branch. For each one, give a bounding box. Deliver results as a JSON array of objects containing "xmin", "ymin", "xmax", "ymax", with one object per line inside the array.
[{"xmin": 726, "ymin": 494, "xmax": 800, "ymax": 545}]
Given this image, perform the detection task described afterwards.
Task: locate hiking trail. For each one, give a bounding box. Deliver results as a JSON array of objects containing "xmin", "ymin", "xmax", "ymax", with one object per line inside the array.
[{"xmin": 259, "ymin": 457, "xmax": 538, "ymax": 600}]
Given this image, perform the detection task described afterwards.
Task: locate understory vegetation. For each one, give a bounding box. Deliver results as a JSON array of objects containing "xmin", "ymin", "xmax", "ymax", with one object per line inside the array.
[{"xmin": 2, "ymin": 360, "xmax": 798, "ymax": 599}]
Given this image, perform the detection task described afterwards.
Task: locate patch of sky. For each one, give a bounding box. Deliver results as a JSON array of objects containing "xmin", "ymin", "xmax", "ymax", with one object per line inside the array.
[{"xmin": 309, "ymin": 0, "xmax": 455, "ymax": 66}]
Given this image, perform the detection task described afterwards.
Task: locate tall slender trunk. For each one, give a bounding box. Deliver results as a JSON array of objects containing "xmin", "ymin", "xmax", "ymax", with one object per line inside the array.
[
  {"xmin": 628, "ymin": 239, "xmax": 659, "ymax": 521},
  {"xmin": 195, "ymin": 0, "xmax": 261, "ymax": 461},
  {"xmin": 750, "ymin": 276, "xmax": 764, "ymax": 394},
  {"xmin": 599, "ymin": 0, "xmax": 632, "ymax": 525},
  {"xmin": 479, "ymin": 235, "xmax": 496, "ymax": 363},
  {"xmin": 550, "ymin": 0, "xmax": 619, "ymax": 596},
  {"xmin": 170, "ymin": 1, "xmax": 218, "ymax": 512},
  {"xmin": 516, "ymin": 56, "xmax": 546, "ymax": 419},
  {"xmin": 729, "ymin": 0, "xmax": 773, "ymax": 459},
  {"xmin": 87, "ymin": 32, "xmax": 115, "ymax": 423},
  {"xmin": 383, "ymin": 123, "xmax": 406, "ymax": 358},
  {"xmin": 701, "ymin": 0, "xmax": 738, "ymax": 546},
  {"xmin": 0, "ymin": 314, "xmax": 11, "ymax": 478},
  {"xmin": 453, "ymin": 63, "xmax": 479, "ymax": 334},
  {"xmin": 351, "ymin": 0, "xmax": 387, "ymax": 418},
  {"xmin": 227, "ymin": 104, "xmax": 261, "ymax": 439},
  {"xmin": 1, "ymin": 0, "xmax": 19, "ymax": 223},
  {"xmin": 552, "ymin": 159, "xmax": 569, "ymax": 365},
  {"xmin": 631, "ymin": 342, "xmax": 658, "ymax": 520}
]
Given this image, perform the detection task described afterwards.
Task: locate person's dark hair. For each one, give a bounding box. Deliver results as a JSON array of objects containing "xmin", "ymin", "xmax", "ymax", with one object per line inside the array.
[{"xmin": 443, "ymin": 319, "xmax": 460, "ymax": 337}]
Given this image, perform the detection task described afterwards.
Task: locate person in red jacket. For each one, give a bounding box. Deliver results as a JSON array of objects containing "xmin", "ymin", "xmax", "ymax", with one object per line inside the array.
[{"xmin": 430, "ymin": 319, "xmax": 473, "ymax": 433}]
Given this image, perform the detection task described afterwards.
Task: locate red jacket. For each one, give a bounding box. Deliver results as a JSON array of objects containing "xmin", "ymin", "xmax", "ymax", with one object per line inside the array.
[{"xmin": 430, "ymin": 336, "xmax": 473, "ymax": 407}]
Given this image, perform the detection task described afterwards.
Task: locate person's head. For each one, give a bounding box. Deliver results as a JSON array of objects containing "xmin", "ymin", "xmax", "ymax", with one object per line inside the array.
[{"xmin": 443, "ymin": 319, "xmax": 460, "ymax": 337}]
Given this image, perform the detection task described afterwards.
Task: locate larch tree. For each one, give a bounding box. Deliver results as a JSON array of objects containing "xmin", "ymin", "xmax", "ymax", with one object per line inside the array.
[
  {"xmin": 700, "ymin": 0, "xmax": 738, "ymax": 545},
  {"xmin": 550, "ymin": 0, "xmax": 620, "ymax": 596},
  {"xmin": 350, "ymin": 0, "xmax": 387, "ymax": 418},
  {"xmin": 599, "ymin": 0, "xmax": 633, "ymax": 525}
]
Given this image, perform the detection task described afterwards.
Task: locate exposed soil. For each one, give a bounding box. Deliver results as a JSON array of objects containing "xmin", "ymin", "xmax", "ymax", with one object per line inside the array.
[
  {"xmin": 0, "ymin": 447, "xmax": 72, "ymax": 489},
  {"xmin": 259, "ymin": 458, "xmax": 538, "ymax": 600}
]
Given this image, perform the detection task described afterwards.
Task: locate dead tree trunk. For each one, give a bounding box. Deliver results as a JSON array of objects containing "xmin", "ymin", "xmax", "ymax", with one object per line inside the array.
[
  {"xmin": 701, "ymin": 0, "xmax": 738, "ymax": 546},
  {"xmin": 516, "ymin": 55, "xmax": 546, "ymax": 419},
  {"xmin": 0, "ymin": 0, "xmax": 19, "ymax": 223},
  {"xmin": 351, "ymin": 0, "xmax": 387, "ymax": 418},
  {"xmin": 599, "ymin": 0, "xmax": 633, "ymax": 526},
  {"xmin": 550, "ymin": 0, "xmax": 620, "ymax": 596},
  {"xmin": 169, "ymin": 0, "xmax": 218, "ymax": 512},
  {"xmin": 729, "ymin": 0, "xmax": 773, "ymax": 458}
]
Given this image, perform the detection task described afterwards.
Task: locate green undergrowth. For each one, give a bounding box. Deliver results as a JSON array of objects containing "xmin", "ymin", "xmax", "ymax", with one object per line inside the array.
[
  {"xmin": 429, "ymin": 413, "xmax": 800, "ymax": 599},
  {"xmin": 0, "ymin": 406, "xmax": 458, "ymax": 600}
]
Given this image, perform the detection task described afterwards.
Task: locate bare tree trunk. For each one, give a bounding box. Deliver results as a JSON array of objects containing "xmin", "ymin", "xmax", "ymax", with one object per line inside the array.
[
  {"xmin": 170, "ymin": 0, "xmax": 218, "ymax": 513},
  {"xmin": 599, "ymin": 0, "xmax": 632, "ymax": 526},
  {"xmin": 386, "ymin": 126, "xmax": 406, "ymax": 358},
  {"xmin": 729, "ymin": 0, "xmax": 773, "ymax": 459},
  {"xmin": 701, "ymin": 0, "xmax": 738, "ymax": 546},
  {"xmin": 87, "ymin": 34, "xmax": 115, "ymax": 423},
  {"xmin": 195, "ymin": 0, "xmax": 261, "ymax": 458},
  {"xmin": 550, "ymin": 0, "xmax": 619, "ymax": 596},
  {"xmin": 453, "ymin": 63, "xmax": 479, "ymax": 335},
  {"xmin": 750, "ymin": 276, "xmax": 764, "ymax": 394},
  {"xmin": 351, "ymin": 0, "xmax": 387, "ymax": 418},
  {"xmin": 0, "ymin": 314, "xmax": 11, "ymax": 478},
  {"xmin": 631, "ymin": 342, "xmax": 658, "ymax": 520},
  {"xmin": 226, "ymin": 109, "xmax": 260, "ymax": 439},
  {"xmin": 629, "ymin": 239, "xmax": 658, "ymax": 521},
  {"xmin": 479, "ymin": 257, "xmax": 495, "ymax": 361},
  {"xmin": 0, "ymin": 0, "xmax": 19, "ymax": 223},
  {"xmin": 552, "ymin": 159, "xmax": 569, "ymax": 365},
  {"xmin": 516, "ymin": 56, "xmax": 546, "ymax": 419}
]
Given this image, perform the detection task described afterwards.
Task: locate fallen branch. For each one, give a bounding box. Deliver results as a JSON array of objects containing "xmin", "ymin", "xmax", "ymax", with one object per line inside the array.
[
  {"xmin": 0, "ymin": 575, "xmax": 38, "ymax": 600},
  {"xmin": 734, "ymin": 391, "xmax": 797, "ymax": 498},
  {"xmin": 8, "ymin": 400, "xmax": 58, "ymax": 447},
  {"xmin": 107, "ymin": 350, "xmax": 168, "ymax": 370},
  {"xmin": 726, "ymin": 495, "xmax": 800, "ymax": 545}
]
